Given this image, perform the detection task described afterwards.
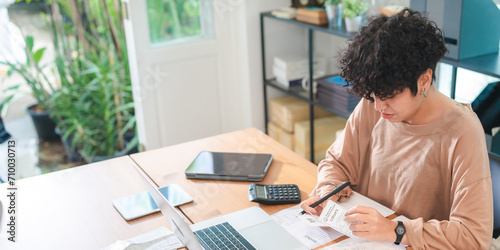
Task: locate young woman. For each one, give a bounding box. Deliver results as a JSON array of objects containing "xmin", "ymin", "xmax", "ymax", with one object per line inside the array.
[{"xmin": 300, "ymin": 8, "xmax": 493, "ymax": 249}]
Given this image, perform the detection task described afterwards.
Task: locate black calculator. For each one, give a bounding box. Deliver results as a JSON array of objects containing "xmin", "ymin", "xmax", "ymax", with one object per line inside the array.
[{"xmin": 248, "ymin": 183, "xmax": 301, "ymax": 205}]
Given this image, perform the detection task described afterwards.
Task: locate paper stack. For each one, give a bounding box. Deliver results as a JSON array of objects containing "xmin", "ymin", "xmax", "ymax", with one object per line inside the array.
[
  {"xmin": 272, "ymin": 54, "xmax": 327, "ymax": 89},
  {"xmin": 271, "ymin": 7, "xmax": 298, "ymax": 19},
  {"xmin": 316, "ymin": 75, "xmax": 361, "ymax": 113}
]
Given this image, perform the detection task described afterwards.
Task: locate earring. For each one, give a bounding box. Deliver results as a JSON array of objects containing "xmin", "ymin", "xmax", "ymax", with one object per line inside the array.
[{"xmin": 423, "ymin": 89, "xmax": 427, "ymax": 97}]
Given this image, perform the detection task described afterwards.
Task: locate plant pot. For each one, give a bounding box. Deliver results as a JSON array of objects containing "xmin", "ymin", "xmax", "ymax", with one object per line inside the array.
[
  {"xmin": 88, "ymin": 146, "xmax": 133, "ymax": 163},
  {"xmin": 0, "ymin": 116, "xmax": 12, "ymax": 143},
  {"xmin": 55, "ymin": 127, "xmax": 84, "ymax": 162},
  {"xmin": 325, "ymin": 4, "xmax": 343, "ymax": 30},
  {"xmin": 345, "ymin": 16, "xmax": 363, "ymax": 32},
  {"xmin": 88, "ymin": 132, "xmax": 139, "ymax": 163},
  {"xmin": 26, "ymin": 104, "xmax": 60, "ymax": 141}
]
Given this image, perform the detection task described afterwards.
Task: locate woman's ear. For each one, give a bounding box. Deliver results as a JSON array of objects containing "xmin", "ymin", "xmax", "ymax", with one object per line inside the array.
[{"xmin": 418, "ymin": 68, "xmax": 433, "ymax": 91}]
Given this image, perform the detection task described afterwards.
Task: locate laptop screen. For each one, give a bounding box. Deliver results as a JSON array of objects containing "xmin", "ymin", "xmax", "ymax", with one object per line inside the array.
[{"xmin": 130, "ymin": 158, "xmax": 203, "ymax": 250}]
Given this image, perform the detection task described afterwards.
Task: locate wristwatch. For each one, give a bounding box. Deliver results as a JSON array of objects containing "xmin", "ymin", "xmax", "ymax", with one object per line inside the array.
[{"xmin": 394, "ymin": 221, "xmax": 406, "ymax": 245}]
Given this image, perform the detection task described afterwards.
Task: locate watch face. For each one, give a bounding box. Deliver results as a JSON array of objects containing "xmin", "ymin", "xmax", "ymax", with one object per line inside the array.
[{"xmin": 396, "ymin": 226, "xmax": 405, "ymax": 234}]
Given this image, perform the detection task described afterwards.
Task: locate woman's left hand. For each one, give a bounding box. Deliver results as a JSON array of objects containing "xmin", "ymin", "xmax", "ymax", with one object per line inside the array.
[{"xmin": 344, "ymin": 205, "xmax": 397, "ymax": 242}]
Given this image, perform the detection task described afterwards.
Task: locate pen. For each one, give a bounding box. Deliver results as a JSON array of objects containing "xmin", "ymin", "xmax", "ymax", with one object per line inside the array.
[{"xmin": 300, "ymin": 180, "xmax": 351, "ymax": 215}]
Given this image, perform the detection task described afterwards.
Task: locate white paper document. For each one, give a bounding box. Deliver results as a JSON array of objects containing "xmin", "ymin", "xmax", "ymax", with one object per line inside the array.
[
  {"xmin": 318, "ymin": 203, "xmax": 410, "ymax": 249},
  {"xmin": 318, "ymin": 200, "xmax": 354, "ymax": 237},
  {"xmin": 319, "ymin": 237, "xmax": 407, "ymax": 250},
  {"xmin": 272, "ymin": 191, "xmax": 399, "ymax": 249},
  {"xmin": 103, "ymin": 227, "xmax": 184, "ymax": 250},
  {"xmin": 272, "ymin": 205, "xmax": 345, "ymax": 249}
]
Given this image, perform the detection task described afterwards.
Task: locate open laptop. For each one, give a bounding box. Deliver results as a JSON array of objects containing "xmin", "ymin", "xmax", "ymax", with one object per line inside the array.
[{"xmin": 130, "ymin": 157, "xmax": 308, "ymax": 250}]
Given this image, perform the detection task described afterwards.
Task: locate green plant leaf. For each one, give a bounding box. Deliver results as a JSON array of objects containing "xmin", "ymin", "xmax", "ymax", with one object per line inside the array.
[
  {"xmin": 7, "ymin": 68, "xmax": 14, "ymax": 76},
  {"xmin": 119, "ymin": 116, "xmax": 136, "ymax": 135},
  {"xmin": 44, "ymin": 0, "xmax": 136, "ymax": 162},
  {"xmin": 118, "ymin": 102, "xmax": 136, "ymax": 112},
  {"xmin": 342, "ymin": 0, "xmax": 369, "ymax": 18},
  {"xmin": 33, "ymin": 48, "xmax": 46, "ymax": 63},
  {"xmin": 5, "ymin": 85, "xmax": 22, "ymax": 91},
  {"xmin": 25, "ymin": 35, "xmax": 34, "ymax": 52}
]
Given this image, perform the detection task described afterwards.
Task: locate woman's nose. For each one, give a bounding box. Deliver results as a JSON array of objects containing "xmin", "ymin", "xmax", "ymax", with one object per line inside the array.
[{"xmin": 374, "ymin": 97, "xmax": 388, "ymax": 111}]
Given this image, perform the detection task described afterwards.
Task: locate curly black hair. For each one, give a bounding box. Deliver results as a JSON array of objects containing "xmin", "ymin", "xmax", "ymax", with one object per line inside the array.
[{"xmin": 339, "ymin": 8, "xmax": 448, "ymax": 101}]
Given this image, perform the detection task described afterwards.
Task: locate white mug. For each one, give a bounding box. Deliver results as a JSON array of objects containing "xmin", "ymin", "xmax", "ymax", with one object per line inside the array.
[{"xmin": 301, "ymin": 71, "xmax": 325, "ymax": 94}]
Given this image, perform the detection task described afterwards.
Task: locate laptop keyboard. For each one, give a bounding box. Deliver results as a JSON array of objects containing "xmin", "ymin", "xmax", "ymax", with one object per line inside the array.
[{"xmin": 194, "ymin": 222, "xmax": 256, "ymax": 250}]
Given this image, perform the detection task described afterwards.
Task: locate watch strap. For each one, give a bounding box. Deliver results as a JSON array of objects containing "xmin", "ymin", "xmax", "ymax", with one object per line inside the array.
[{"xmin": 394, "ymin": 221, "xmax": 405, "ymax": 245}]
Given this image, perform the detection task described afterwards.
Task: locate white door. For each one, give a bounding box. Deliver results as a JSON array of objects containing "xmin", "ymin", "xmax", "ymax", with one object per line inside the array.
[{"xmin": 122, "ymin": 0, "xmax": 250, "ymax": 150}]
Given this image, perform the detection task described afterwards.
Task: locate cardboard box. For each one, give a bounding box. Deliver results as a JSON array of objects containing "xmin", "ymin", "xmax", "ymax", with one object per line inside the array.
[
  {"xmin": 268, "ymin": 122, "xmax": 294, "ymax": 150},
  {"xmin": 296, "ymin": 7, "xmax": 328, "ymax": 25},
  {"xmin": 269, "ymin": 96, "xmax": 331, "ymax": 133},
  {"xmin": 297, "ymin": 8, "xmax": 327, "ymax": 18},
  {"xmin": 296, "ymin": 14, "xmax": 328, "ymax": 25},
  {"xmin": 294, "ymin": 116, "xmax": 347, "ymax": 164},
  {"xmin": 295, "ymin": 149, "xmax": 328, "ymax": 165}
]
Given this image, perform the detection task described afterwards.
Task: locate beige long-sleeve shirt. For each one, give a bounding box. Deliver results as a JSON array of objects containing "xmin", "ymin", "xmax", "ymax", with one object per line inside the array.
[{"xmin": 311, "ymin": 98, "xmax": 493, "ymax": 249}]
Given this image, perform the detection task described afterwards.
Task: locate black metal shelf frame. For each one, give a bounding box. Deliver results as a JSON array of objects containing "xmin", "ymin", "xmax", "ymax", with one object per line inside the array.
[
  {"xmin": 266, "ymin": 79, "xmax": 351, "ymax": 119},
  {"xmin": 261, "ymin": 12, "xmax": 356, "ymax": 162},
  {"xmin": 260, "ymin": 11, "xmax": 500, "ymax": 163}
]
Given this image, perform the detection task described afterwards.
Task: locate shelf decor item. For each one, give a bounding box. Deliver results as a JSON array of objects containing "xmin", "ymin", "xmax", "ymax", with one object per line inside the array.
[
  {"xmin": 271, "ymin": 7, "xmax": 298, "ymax": 19},
  {"xmin": 324, "ymin": 0, "xmax": 343, "ymax": 29},
  {"xmin": 292, "ymin": 0, "xmax": 325, "ymax": 8},
  {"xmin": 342, "ymin": 0, "xmax": 369, "ymax": 32},
  {"xmin": 296, "ymin": 7, "xmax": 329, "ymax": 25}
]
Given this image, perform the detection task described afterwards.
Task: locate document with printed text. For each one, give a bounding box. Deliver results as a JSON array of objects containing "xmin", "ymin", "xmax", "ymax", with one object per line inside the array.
[
  {"xmin": 272, "ymin": 205, "xmax": 344, "ymax": 249},
  {"xmin": 271, "ymin": 191, "xmax": 398, "ymax": 249},
  {"xmin": 318, "ymin": 200, "xmax": 354, "ymax": 237}
]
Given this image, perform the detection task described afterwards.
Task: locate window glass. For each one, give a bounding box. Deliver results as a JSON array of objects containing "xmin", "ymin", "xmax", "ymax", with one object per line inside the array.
[
  {"xmin": 437, "ymin": 62, "xmax": 499, "ymax": 103},
  {"xmin": 146, "ymin": 0, "xmax": 214, "ymax": 46}
]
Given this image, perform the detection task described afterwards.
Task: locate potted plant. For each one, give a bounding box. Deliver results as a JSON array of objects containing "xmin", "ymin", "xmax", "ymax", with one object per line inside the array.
[
  {"xmin": 47, "ymin": 0, "xmax": 138, "ymax": 163},
  {"xmin": 0, "ymin": 35, "xmax": 60, "ymax": 141},
  {"xmin": 342, "ymin": 0, "xmax": 369, "ymax": 32},
  {"xmin": 0, "ymin": 111, "xmax": 11, "ymax": 143},
  {"xmin": 324, "ymin": 0, "xmax": 343, "ymax": 29}
]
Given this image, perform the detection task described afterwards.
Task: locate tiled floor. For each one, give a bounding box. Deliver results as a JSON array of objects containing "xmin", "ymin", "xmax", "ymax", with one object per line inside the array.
[{"xmin": 0, "ymin": 115, "xmax": 69, "ymax": 181}]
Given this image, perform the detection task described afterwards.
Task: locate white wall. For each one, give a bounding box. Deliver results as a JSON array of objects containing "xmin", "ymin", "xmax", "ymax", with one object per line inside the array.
[{"xmin": 236, "ymin": 0, "xmax": 293, "ymax": 132}]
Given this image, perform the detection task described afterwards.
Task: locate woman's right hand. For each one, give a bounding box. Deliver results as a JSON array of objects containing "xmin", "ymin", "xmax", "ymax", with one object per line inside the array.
[{"xmin": 300, "ymin": 197, "xmax": 326, "ymax": 216}]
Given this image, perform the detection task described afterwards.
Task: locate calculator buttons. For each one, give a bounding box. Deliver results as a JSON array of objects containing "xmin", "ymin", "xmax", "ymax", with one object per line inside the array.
[{"xmin": 248, "ymin": 183, "xmax": 301, "ymax": 205}]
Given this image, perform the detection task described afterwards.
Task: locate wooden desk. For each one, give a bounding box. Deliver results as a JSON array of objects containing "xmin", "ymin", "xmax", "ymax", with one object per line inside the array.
[
  {"xmin": 130, "ymin": 127, "xmax": 319, "ymax": 223},
  {"xmin": 0, "ymin": 156, "xmax": 181, "ymax": 250},
  {"xmin": 0, "ymin": 128, "xmax": 397, "ymax": 249},
  {"xmin": 130, "ymin": 127, "xmax": 403, "ymax": 249}
]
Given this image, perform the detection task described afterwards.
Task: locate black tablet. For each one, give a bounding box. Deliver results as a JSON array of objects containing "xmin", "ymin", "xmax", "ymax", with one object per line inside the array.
[{"xmin": 185, "ymin": 151, "xmax": 274, "ymax": 181}]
